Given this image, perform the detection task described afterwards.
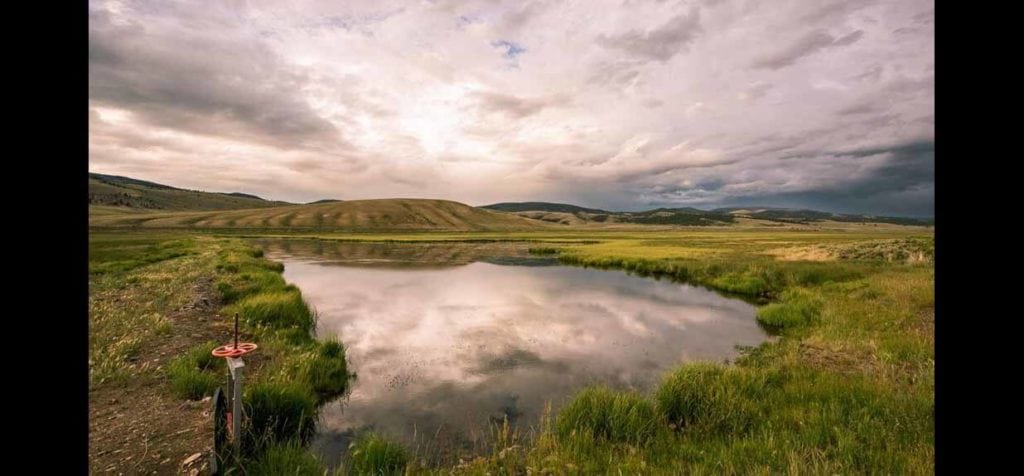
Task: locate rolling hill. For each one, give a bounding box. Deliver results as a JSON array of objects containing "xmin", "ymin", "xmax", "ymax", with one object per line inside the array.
[
  {"xmin": 88, "ymin": 173, "xmax": 293, "ymax": 210},
  {"xmin": 482, "ymin": 202, "xmax": 611, "ymax": 214},
  {"xmin": 482, "ymin": 202, "xmax": 933, "ymax": 227},
  {"xmin": 87, "ymin": 174, "xmax": 931, "ymax": 230},
  {"xmin": 713, "ymin": 207, "xmax": 934, "ymax": 226},
  {"xmin": 482, "ymin": 202, "xmax": 737, "ymax": 226},
  {"xmin": 89, "ymin": 198, "xmax": 550, "ymax": 231}
]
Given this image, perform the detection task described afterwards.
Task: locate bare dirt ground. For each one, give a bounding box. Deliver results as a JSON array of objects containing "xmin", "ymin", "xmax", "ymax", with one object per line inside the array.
[{"xmin": 89, "ymin": 277, "xmax": 235, "ymax": 475}]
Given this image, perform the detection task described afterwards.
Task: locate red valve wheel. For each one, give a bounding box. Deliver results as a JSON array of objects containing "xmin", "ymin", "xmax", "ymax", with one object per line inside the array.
[{"xmin": 212, "ymin": 342, "xmax": 258, "ymax": 358}]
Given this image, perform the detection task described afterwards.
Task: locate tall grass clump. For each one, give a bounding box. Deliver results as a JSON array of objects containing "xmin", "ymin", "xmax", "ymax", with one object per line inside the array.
[
  {"xmin": 216, "ymin": 271, "xmax": 288, "ymax": 304},
  {"xmin": 244, "ymin": 381, "xmax": 319, "ymax": 450},
  {"xmin": 555, "ymin": 386, "xmax": 661, "ymax": 446},
  {"xmin": 228, "ymin": 290, "xmax": 313, "ymax": 331},
  {"xmin": 756, "ymin": 288, "xmax": 822, "ymax": 329},
  {"xmin": 246, "ymin": 441, "xmax": 325, "ymax": 476},
  {"xmin": 710, "ymin": 272, "xmax": 770, "ymax": 296},
  {"xmin": 89, "ymin": 237, "xmax": 197, "ymax": 275},
  {"xmin": 655, "ymin": 363, "xmax": 760, "ymax": 435},
  {"xmin": 788, "ymin": 262, "xmax": 863, "ymax": 286},
  {"xmin": 346, "ymin": 432, "xmax": 409, "ymax": 475},
  {"xmin": 284, "ymin": 337, "xmax": 350, "ymax": 402},
  {"xmin": 167, "ymin": 341, "xmax": 224, "ymax": 400}
]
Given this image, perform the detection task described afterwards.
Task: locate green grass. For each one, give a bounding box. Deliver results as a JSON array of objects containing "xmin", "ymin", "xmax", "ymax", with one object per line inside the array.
[
  {"xmin": 227, "ymin": 290, "xmax": 313, "ymax": 330},
  {"xmin": 711, "ymin": 272, "xmax": 770, "ymax": 296},
  {"xmin": 244, "ymin": 381, "xmax": 319, "ymax": 450},
  {"xmin": 89, "ymin": 233, "xmax": 209, "ymax": 383},
  {"xmin": 90, "ymin": 228, "xmax": 933, "ymax": 474},
  {"xmin": 756, "ymin": 288, "xmax": 822, "ymax": 329},
  {"xmin": 654, "ymin": 363, "xmax": 761, "ymax": 435},
  {"xmin": 300, "ymin": 338, "xmax": 349, "ymax": 400},
  {"xmin": 346, "ymin": 432, "xmax": 410, "ymax": 475},
  {"xmin": 90, "ymin": 232, "xmax": 351, "ymax": 472},
  {"xmin": 167, "ymin": 341, "xmax": 224, "ymax": 400},
  {"xmin": 555, "ymin": 387, "xmax": 661, "ymax": 446},
  {"xmin": 89, "ymin": 235, "xmax": 196, "ymax": 274},
  {"xmin": 246, "ymin": 442, "xmax": 327, "ymax": 475}
]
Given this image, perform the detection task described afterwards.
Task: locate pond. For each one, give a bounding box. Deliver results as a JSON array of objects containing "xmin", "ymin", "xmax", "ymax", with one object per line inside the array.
[{"xmin": 256, "ymin": 240, "xmax": 769, "ymax": 466}]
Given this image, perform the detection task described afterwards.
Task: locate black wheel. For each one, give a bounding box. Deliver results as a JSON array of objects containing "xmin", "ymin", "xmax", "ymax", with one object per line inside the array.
[{"xmin": 212, "ymin": 386, "xmax": 228, "ymax": 474}]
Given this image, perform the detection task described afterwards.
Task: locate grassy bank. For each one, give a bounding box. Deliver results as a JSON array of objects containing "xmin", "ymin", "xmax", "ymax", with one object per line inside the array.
[
  {"xmin": 89, "ymin": 233, "xmax": 353, "ymax": 473},
  {"xmin": 91, "ymin": 228, "xmax": 933, "ymax": 474},
  {"xmin": 444, "ymin": 234, "xmax": 934, "ymax": 474}
]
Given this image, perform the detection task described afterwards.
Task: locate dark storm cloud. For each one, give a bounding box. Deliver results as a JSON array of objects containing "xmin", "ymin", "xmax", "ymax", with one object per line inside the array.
[
  {"xmin": 89, "ymin": 4, "xmax": 343, "ymax": 150},
  {"xmin": 642, "ymin": 142, "xmax": 934, "ymax": 216},
  {"xmin": 596, "ymin": 7, "xmax": 702, "ymax": 62}
]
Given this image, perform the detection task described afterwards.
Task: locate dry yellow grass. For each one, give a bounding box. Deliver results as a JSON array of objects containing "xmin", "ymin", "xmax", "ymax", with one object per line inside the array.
[{"xmin": 90, "ymin": 198, "xmax": 552, "ymax": 231}]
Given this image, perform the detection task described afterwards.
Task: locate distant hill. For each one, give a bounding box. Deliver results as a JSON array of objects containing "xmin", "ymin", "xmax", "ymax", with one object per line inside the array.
[
  {"xmin": 483, "ymin": 202, "xmax": 611, "ymax": 214},
  {"xmin": 89, "ymin": 198, "xmax": 549, "ymax": 231},
  {"xmin": 483, "ymin": 202, "xmax": 735, "ymax": 226},
  {"xmin": 87, "ymin": 173, "xmax": 931, "ymax": 229},
  {"xmin": 483, "ymin": 201, "xmax": 932, "ymax": 227},
  {"xmin": 713, "ymin": 208, "xmax": 934, "ymax": 226},
  {"xmin": 89, "ymin": 173, "xmax": 292, "ymax": 210}
]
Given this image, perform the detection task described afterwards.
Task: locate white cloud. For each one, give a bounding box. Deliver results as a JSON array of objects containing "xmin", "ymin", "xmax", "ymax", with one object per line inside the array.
[{"xmin": 88, "ymin": 0, "xmax": 934, "ymax": 214}]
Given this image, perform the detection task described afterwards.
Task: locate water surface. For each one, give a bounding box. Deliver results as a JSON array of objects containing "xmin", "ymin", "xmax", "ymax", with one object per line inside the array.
[{"xmin": 258, "ymin": 240, "xmax": 768, "ymax": 465}]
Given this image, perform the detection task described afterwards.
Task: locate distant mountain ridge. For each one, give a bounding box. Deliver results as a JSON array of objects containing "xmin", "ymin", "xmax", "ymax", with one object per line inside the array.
[
  {"xmin": 88, "ymin": 173, "xmax": 932, "ymax": 228},
  {"xmin": 483, "ymin": 202, "xmax": 610, "ymax": 214},
  {"xmin": 483, "ymin": 202, "xmax": 933, "ymax": 227},
  {"xmin": 89, "ymin": 172, "xmax": 294, "ymax": 211}
]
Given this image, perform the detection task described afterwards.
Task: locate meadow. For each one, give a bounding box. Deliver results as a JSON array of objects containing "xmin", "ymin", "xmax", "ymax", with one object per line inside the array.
[{"xmin": 88, "ymin": 226, "xmax": 933, "ymax": 474}]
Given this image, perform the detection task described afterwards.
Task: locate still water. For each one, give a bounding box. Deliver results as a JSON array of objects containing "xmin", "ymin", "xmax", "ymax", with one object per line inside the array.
[{"xmin": 257, "ymin": 240, "xmax": 768, "ymax": 466}]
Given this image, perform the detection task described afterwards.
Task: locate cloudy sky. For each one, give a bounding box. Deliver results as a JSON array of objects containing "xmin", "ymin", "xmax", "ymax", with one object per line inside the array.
[{"xmin": 89, "ymin": 0, "xmax": 934, "ymax": 216}]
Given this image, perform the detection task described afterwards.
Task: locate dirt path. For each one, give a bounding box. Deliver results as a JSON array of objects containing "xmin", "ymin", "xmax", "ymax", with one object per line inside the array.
[{"xmin": 89, "ymin": 277, "xmax": 235, "ymax": 475}]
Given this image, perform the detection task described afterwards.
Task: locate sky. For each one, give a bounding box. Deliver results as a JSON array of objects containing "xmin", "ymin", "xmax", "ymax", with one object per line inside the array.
[{"xmin": 89, "ymin": 0, "xmax": 934, "ymax": 216}]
